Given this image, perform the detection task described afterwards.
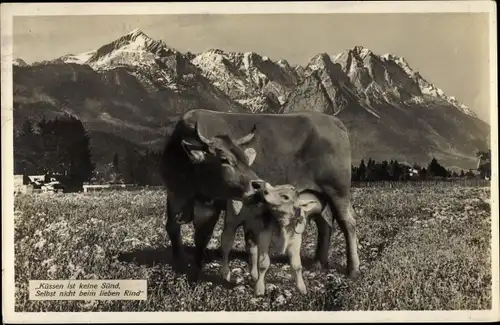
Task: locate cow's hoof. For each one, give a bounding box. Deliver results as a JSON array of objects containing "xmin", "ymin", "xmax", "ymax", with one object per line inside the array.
[
  {"xmin": 188, "ymin": 267, "xmax": 203, "ymax": 283},
  {"xmin": 223, "ymin": 271, "xmax": 231, "ymax": 282},
  {"xmin": 188, "ymin": 274, "xmax": 201, "ymax": 284},
  {"xmin": 311, "ymin": 260, "xmax": 330, "ymax": 271},
  {"xmin": 347, "ymin": 269, "xmax": 361, "ymax": 281},
  {"xmin": 172, "ymin": 261, "xmax": 188, "ymax": 274}
]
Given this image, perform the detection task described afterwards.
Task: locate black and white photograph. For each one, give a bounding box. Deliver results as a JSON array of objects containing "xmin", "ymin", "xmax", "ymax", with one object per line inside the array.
[{"xmin": 2, "ymin": 1, "xmax": 498, "ymax": 323}]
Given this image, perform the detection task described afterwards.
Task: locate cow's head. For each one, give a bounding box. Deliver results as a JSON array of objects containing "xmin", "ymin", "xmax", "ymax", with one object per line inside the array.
[
  {"xmin": 181, "ymin": 121, "xmax": 265, "ymax": 200},
  {"xmin": 257, "ymin": 183, "xmax": 319, "ymax": 235}
]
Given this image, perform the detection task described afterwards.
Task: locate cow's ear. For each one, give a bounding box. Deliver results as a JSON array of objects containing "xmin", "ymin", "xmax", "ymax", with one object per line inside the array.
[
  {"xmin": 244, "ymin": 148, "xmax": 257, "ymax": 166},
  {"xmin": 182, "ymin": 140, "xmax": 208, "ymax": 164}
]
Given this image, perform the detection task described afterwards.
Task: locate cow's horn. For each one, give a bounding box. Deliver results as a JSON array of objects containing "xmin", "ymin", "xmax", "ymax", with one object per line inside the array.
[
  {"xmin": 235, "ymin": 124, "xmax": 257, "ymax": 146},
  {"xmin": 195, "ymin": 121, "xmax": 211, "ymax": 144}
]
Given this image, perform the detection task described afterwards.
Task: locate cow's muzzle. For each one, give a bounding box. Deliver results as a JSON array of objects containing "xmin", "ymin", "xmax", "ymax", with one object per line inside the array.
[
  {"xmin": 250, "ymin": 179, "xmax": 266, "ymax": 191},
  {"xmin": 242, "ymin": 180, "xmax": 271, "ymax": 204},
  {"xmin": 242, "ymin": 179, "xmax": 267, "ymax": 201}
]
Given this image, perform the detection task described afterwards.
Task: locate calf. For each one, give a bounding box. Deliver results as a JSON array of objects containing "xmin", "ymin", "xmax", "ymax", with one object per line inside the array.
[{"xmin": 221, "ymin": 183, "xmax": 331, "ymax": 296}]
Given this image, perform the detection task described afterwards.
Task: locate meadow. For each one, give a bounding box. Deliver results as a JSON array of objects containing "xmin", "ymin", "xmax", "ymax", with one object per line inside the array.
[{"xmin": 13, "ymin": 183, "xmax": 492, "ymax": 311}]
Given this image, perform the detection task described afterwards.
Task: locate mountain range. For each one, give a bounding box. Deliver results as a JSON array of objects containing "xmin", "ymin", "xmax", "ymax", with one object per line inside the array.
[{"xmin": 12, "ymin": 29, "xmax": 490, "ymax": 171}]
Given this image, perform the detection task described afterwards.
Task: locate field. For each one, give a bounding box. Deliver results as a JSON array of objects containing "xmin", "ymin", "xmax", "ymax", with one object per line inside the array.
[{"xmin": 13, "ymin": 183, "xmax": 492, "ymax": 312}]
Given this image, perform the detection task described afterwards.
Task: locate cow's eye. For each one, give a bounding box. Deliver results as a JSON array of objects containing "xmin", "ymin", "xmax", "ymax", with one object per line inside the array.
[
  {"xmin": 221, "ymin": 157, "xmax": 231, "ymax": 165},
  {"xmin": 281, "ymin": 194, "xmax": 290, "ymax": 201}
]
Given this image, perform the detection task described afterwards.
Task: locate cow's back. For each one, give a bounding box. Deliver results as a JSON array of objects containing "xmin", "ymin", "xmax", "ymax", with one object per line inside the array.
[{"xmin": 182, "ymin": 109, "xmax": 351, "ymax": 191}]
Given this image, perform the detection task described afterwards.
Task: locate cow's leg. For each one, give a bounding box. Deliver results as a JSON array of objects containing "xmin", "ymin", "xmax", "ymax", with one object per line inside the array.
[
  {"xmin": 287, "ymin": 235, "xmax": 307, "ymax": 294},
  {"xmin": 220, "ymin": 215, "xmax": 241, "ymax": 282},
  {"xmin": 165, "ymin": 195, "xmax": 190, "ymax": 270},
  {"xmin": 324, "ymin": 187, "xmax": 360, "ymax": 279},
  {"xmin": 243, "ymin": 224, "xmax": 259, "ymax": 283},
  {"xmin": 192, "ymin": 205, "xmax": 221, "ymax": 282},
  {"xmin": 313, "ymin": 214, "xmax": 332, "ymax": 270},
  {"xmin": 255, "ymin": 225, "xmax": 272, "ymax": 296}
]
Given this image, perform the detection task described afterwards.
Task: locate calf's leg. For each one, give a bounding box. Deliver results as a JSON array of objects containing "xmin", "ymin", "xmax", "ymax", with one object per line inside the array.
[
  {"xmin": 220, "ymin": 215, "xmax": 241, "ymax": 282},
  {"xmin": 287, "ymin": 235, "xmax": 307, "ymax": 294},
  {"xmin": 255, "ymin": 226, "xmax": 272, "ymax": 296},
  {"xmin": 243, "ymin": 224, "xmax": 259, "ymax": 283}
]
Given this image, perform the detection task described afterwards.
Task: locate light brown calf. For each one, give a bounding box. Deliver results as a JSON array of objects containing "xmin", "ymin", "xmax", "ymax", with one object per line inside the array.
[{"xmin": 230, "ymin": 183, "xmax": 330, "ymax": 296}]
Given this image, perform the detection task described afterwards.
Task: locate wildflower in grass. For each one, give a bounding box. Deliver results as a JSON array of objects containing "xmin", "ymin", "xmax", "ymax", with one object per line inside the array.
[
  {"xmin": 47, "ymin": 265, "xmax": 58, "ymax": 277},
  {"xmin": 274, "ymin": 294, "xmax": 287, "ymax": 305},
  {"xmin": 34, "ymin": 238, "xmax": 46, "ymax": 250},
  {"xmin": 94, "ymin": 244, "xmax": 106, "ymax": 261}
]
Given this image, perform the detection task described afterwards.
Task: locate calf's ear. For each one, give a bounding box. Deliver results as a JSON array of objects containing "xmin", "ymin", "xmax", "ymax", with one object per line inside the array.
[
  {"xmin": 294, "ymin": 217, "xmax": 306, "ymax": 234},
  {"xmin": 293, "ymin": 206, "xmax": 308, "ymax": 234},
  {"xmin": 299, "ymin": 200, "xmax": 317, "ymax": 213},
  {"xmin": 293, "ymin": 199, "xmax": 318, "ymax": 234},
  {"xmin": 182, "ymin": 140, "xmax": 208, "ymax": 164}
]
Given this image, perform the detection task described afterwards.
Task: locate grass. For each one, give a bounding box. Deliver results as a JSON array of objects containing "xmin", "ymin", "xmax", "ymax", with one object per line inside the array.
[{"xmin": 13, "ymin": 184, "xmax": 492, "ymax": 311}]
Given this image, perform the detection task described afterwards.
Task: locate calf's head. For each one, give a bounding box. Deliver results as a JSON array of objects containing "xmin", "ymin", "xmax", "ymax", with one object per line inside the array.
[
  {"xmin": 259, "ymin": 183, "xmax": 319, "ymax": 234},
  {"xmin": 181, "ymin": 121, "xmax": 265, "ymax": 200}
]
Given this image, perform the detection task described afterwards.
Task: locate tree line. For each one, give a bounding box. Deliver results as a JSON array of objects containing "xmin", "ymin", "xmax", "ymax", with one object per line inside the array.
[
  {"xmin": 14, "ymin": 115, "xmax": 163, "ymax": 187},
  {"xmin": 14, "ymin": 115, "xmax": 95, "ymax": 186},
  {"xmin": 14, "ymin": 115, "xmax": 489, "ymax": 188},
  {"xmin": 351, "ymin": 157, "xmax": 480, "ymax": 182},
  {"xmin": 95, "ymin": 149, "xmax": 163, "ymax": 186}
]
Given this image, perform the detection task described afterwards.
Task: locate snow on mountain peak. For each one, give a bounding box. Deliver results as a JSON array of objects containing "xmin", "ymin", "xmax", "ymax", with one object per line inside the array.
[
  {"xmin": 380, "ymin": 52, "xmax": 478, "ymax": 117},
  {"xmin": 330, "ymin": 48, "xmax": 478, "ymax": 118},
  {"xmin": 381, "ymin": 53, "xmax": 414, "ymax": 76},
  {"xmin": 60, "ymin": 50, "xmax": 97, "ymax": 65},
  {"xmin": 128, "ymin": 28, "xmax": 144, "ymax": 36},
  {"xmin": 206, "ymin": 48, "xmax": 225, "ymax": 55},
  {"xmin": 277, "ymin": 59, "xmax": 291, "ymax": 69},
  {"xmin": 352, "ymin": 45, "xmax": 372, "ymax": 59},
  {"xmin": 307, "ymin": 53, "xmax": 334, "ymax": 71},
  {"xmin": 86, "ymin": 29, "xmax": 176, "ymax": 70}
]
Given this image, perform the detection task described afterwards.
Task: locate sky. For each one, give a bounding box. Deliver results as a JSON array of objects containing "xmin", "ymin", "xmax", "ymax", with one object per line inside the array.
[{"xmin": 13, "ymin": 13, "xmax": 491, "ymax": 123}]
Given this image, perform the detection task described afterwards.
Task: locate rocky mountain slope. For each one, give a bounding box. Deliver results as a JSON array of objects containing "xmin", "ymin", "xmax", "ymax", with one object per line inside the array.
[
  {"xmin": 282, "ymin": 46, "xmax": 489, "ymax": 169},
  {"xmin": 13, "ymin": 29, "xmax": 246, "ymax": 165},
  {"xmin": 13, "ymin": 30, "xmax": 490, "ymax": 170},
  {"xmin": 192, "ymin": 49, "xmax": 301, "ymax": 113}
]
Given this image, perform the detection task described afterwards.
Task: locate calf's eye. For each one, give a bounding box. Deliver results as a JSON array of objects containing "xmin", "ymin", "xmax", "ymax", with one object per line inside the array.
[{"xmin": 281, "ymin": 194, "xmax": 290, "ymax": 201}]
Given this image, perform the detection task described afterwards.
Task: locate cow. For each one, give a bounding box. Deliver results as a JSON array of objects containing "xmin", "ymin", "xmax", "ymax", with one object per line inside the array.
[
  {"xmin": 160, "ymin": 109, "xmax": 360, "ymax": 281},
  {"xmin": 224, "ymin": 182, "xmax": 331, "ymax": 296},
  {"xmin": 159, "ymin": 110, "xmax": 266, "ymax": 280}
]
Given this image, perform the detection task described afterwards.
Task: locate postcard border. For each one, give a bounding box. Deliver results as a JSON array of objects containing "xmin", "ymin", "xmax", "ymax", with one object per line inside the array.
[{"xmin": 2, "ymin": 1, "xmax": 498, "ymax": 323}]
